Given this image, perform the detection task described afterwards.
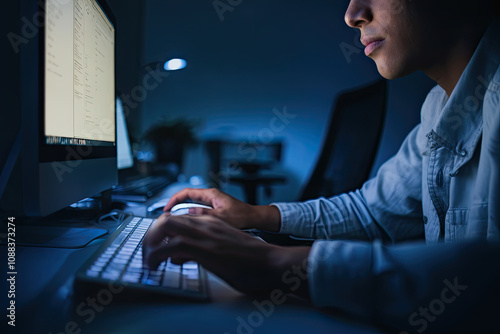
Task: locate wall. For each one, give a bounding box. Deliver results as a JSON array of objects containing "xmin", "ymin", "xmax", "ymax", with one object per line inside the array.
[
  {"xmin": 106, "ymin": 0, "xmax": 145, "ymax": 140},
  {"xmin": 141, "ymin": 0, "xmax": 436, "ymax": 203}
]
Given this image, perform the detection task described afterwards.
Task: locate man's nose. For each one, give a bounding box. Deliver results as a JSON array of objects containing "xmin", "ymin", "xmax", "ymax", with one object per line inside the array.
[{"xmin": 345, "ymin": 0, "xmax": 372, "ymax": 28}]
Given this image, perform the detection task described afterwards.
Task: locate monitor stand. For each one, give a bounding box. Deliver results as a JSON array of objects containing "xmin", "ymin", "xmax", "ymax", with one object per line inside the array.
[{"xmin": 1, "ymin": 193, "xmax": 112, "ymax": 248}]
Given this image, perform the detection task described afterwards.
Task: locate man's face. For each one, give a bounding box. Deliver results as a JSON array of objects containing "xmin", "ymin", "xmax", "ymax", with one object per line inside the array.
[{"xmin": 344, "ymin": 0, "xmax": 456, "ymax": 79}]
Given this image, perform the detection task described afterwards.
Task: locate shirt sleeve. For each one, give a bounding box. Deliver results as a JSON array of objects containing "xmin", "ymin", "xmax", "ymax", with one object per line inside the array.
[
  {"xmin": 272, "ymin": 124, "xmax": 426, "ymax": 243},
  {"xmin": 307, "ymin": 239, "xmax": 500, "ymax": 332}
]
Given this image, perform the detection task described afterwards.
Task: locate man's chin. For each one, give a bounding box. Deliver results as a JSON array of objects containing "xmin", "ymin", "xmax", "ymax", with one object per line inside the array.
[{"xmin": 374, "ymin": 61, "xmax": 413, "ymax": 80}]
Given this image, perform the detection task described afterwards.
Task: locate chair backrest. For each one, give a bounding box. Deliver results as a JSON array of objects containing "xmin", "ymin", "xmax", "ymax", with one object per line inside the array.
[{"xmin": 299, "ymin": 79, "xmax": 387, "ymax": 201}]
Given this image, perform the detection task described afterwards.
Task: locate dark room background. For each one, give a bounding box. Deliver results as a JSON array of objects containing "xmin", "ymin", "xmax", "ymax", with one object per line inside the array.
[{"xmin": 107, "ymin": 0, "xmax": 436, "ymax": 204}]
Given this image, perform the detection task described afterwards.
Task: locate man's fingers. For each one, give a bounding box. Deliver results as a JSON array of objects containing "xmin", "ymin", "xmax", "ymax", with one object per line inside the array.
[
  {"xmin": 146, "ymin": 215, "xmax": 205, "ymax": 247},
  {"xmin": 143, "ymin": 215, "xmax": 212, "ymax": 268},
  {"xmin": 145, "ymin": 239, "xmax": 170, "ymax": 269},
  {"xmin": 143, "ymin": 213, "xmax": 172, "ymax": 246},
  {"xmin": 188, "ymin": 207, "xmax": 213, "ymax": 216},
  {"xmin": 163, "ymin": 189, "xmax": 191, "ymax": 211},
  {"xmin": 146, "ymin": 236, "xmax": 194, "ymax": 269},
  {"xmin": 163, "ymin": 188, "xmax": 215, "ymax": 212},
  {"xmin": 142, "ymin": 213, "xmax": 171, "ymax": 267}
]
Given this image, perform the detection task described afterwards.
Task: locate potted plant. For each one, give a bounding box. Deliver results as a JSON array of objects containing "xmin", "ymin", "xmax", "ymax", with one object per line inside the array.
[{"xmin": 143, "ymin": 118, "xmax": 199, "ymax": 175}]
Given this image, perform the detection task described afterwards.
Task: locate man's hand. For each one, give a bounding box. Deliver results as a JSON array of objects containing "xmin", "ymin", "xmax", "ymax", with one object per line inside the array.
[
  {"xmin": 164, "ymin": 188, "xmax": 281, "ymax": 231},
  {"xmin": 142, "ymin": 213, "xmax": 311, "ymax": 297}
]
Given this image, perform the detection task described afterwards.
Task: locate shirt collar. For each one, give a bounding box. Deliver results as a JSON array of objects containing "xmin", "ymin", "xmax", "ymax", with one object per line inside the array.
[{"xmin": 431, "ymin": 20, "xmax": 500, "ymax": 160}]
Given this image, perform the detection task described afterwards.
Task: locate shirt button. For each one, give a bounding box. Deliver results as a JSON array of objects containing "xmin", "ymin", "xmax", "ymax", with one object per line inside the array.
[
  {"xmin": 423, "ymin": 216, "xmax": 428, "ymax": 224},
  {"xmin": 458, "ymin": 150, "xmax": 467, "ymax": 157}
]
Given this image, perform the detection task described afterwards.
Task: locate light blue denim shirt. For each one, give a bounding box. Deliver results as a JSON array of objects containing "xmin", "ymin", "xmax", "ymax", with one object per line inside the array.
[{"xmin": 272, "ymin": 21, "xmax": 500, "ymax": 327}]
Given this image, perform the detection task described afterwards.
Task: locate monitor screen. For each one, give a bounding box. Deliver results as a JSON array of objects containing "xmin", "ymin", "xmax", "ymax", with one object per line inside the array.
[{"xmin": 45, "ymin": 0, "xmax": 115, "ymax": 147}]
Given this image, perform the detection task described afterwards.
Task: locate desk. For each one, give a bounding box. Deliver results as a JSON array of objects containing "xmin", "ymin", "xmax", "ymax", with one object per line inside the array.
[
  {"xmin": 8, "ymin": 242, "xmax": 385, "ymax": 334},
  {"xmin": 5, "ymin": 184, "xmax": 387, "ymax": 334}
]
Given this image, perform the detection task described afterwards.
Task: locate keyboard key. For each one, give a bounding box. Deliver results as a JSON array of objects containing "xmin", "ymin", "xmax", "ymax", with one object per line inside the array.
[
  {"xmin": 125, "ymin": 267, "xmax": 144, "ymax": 274},
  {"xmin": 166, "ymin": 261, "xmax": 181, "ymax": 272},
  {"xmin": 104, "ymin": 263, "xmax": 124, "ymax": 272},
  {"xmin": 122, "ymin": 273, "xmax": 142, "ymax": 283},
  {"xmin": 102, "ymin": 271, "xmax": 121, "ymax": 280},
  {"xmin": 183, "ymin": 274, "xmax": 200, "ymax": 292},
  {"xmin": 162, "ymin": 270, "xmax": 181, "ymax": 288},
  {"xmin": 182, "ymin": 262, "xmax": 198, "ymax": 270},
  {"xmin": 90, "ymin": 264, "xmax": 106, "ymax": 272},
  {"xmin": 93, "ymin": 259, "xmax": 107, "ymax": 266},
  {"xmin": 142, "ymin": 270, "xmax": 162, "ymax": 286},
  {"xmin": 115, "ymin": 254, "xmax": 132, "ymax": 260},
  {"xmin": 111, "ymin": 258, "xmax": 129, "ymax": 265},
  {"xmin": 86, "ymin": 269, "xmax": 100, "ymax": 278},
  {"xmin": 131, "ymin": 259, "xmax": 143, "ymax": 266}
]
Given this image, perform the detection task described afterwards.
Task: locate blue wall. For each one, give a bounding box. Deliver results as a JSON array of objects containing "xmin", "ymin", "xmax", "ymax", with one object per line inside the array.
[{"xmin": 140, "ymin": 0, "xmax": 435, "ymax": 203}]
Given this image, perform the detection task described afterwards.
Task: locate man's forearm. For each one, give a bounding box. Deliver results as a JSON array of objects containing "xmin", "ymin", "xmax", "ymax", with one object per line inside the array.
[{"xmin": 253, "ymin": 205, "xmax": 282, "ymax": 232}]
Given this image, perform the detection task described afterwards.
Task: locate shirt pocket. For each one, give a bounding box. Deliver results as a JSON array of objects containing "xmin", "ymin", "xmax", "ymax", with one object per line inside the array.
[{"xmin": 445, "ymin": 208, "xmax": 469, "ymax": 242}]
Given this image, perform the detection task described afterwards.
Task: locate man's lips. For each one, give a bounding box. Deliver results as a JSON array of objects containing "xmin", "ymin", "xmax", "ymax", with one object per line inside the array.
[{"xmin": 361, "ymin": 38, "xmax": 385, "ymax": 56}]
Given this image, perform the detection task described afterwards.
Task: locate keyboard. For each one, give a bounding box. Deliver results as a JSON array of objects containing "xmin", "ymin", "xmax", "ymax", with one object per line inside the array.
[
  {"xmin": 112, "ymin": 176, "xmax": 172, "ymax": 202},
  {"xmin": 74, "ymin": 216, "xmax": 209, "ymax": 300}
]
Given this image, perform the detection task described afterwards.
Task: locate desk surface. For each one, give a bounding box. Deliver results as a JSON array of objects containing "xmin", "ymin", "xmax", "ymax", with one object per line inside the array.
[
  {"xmin": 5, "ymin": 183, "xmax": 387, "ymax": 334},
  {"xmin": 10, "ymin": 242, "xmax": 385, "ymax": 334}
]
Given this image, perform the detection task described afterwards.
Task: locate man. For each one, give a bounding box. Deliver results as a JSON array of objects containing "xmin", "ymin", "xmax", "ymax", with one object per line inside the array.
[{"xmin": 144, "ymin": 0, "xmax": 500, "ymax": 332}]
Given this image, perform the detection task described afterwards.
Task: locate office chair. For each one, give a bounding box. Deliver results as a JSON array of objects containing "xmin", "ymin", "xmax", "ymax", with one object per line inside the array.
[
  {"xmin": 257, "ymin": 79, "xmax": 387, "ymax": 246},
  {"xmin": 299, "ymin": 78, "xmax": 387, "ymax": 201}
]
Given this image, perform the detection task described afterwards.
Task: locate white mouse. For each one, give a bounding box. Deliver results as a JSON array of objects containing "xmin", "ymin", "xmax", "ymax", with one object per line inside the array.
[{"xmin": 170, "ymin": 203, "xmax": 213, "ymax": 216}]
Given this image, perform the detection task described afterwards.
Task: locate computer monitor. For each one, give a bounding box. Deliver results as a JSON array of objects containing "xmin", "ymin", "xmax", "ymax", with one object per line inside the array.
[
  {"xmin": 116, "ymin": 97, "xmax": 134, "ymax": 170},
  {"xmin": 16, "ymin": 0, "xmax": 117, "ymax": 217}
]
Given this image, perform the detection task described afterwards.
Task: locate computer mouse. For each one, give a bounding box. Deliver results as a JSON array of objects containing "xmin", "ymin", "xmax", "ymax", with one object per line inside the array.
[{"xmin": 170, "ymin": 203, "xmax": 213, "ymax": 216}]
